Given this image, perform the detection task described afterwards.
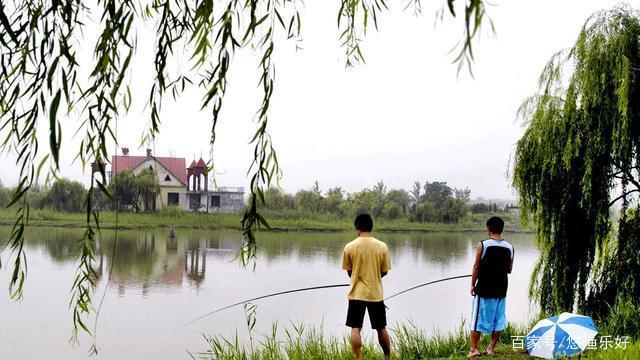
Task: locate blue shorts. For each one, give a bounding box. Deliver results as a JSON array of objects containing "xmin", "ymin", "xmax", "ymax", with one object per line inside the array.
[{"xmin": 470, "ymin": 296, "xmax": 507, "ymax": 334}]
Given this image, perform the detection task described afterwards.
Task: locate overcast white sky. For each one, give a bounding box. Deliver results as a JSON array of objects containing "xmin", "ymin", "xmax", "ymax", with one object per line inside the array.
[{"xmin": 0, "ymin": 0, "xmax": 634, "ymax": 199}]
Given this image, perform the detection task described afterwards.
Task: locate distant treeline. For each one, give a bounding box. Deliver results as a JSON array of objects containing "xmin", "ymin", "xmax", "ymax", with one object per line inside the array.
[
  {"xmin": 258, "ymin": 181, "xmax": 511, "ymax": 224},
  {"xmin": 0, "ymin": 170, "xmax": 160, "ymax": 213},
  {"xmin": 0, "ymin": 178, "xmax": 87, "ymax": 212},
  {"xmin": 0, "ymin": 178, "xmax": 513, "ymax": 225}
]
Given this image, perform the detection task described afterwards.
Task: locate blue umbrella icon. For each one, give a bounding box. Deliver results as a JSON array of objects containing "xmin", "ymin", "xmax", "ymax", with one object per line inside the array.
[{"xmin": 526, "ymin": 312, "xmax": 598, "ymax": 358}]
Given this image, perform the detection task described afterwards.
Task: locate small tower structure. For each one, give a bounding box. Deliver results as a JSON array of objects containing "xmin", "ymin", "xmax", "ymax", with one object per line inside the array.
[{"xmin": 187, "ymin": 158, "xmax": 208, "ymax": 192}]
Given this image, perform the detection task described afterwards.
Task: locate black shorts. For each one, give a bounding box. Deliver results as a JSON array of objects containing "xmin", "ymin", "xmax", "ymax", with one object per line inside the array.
[{"xmin": 346, "ymin": 300, "xmax": 387, "ymax": 329}]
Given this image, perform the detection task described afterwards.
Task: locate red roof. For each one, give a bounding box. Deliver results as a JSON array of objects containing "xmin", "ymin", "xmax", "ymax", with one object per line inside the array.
[
  {"xmin": 111, "ymin": 155, "xmax": 187, "ymax": 185},
  {"xmin": 196, "ymin": 158, "xmax": 207, "ymax": 168}
]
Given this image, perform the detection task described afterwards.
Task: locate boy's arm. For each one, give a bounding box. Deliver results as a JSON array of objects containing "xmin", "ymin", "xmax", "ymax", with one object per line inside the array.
[
  {"xmin": 508, "ymin": 247, "xmax": 514, "ymax": 274},
  {"xmin": 470, "ymin": 242, "xmax": 482, "ymax": 296}
]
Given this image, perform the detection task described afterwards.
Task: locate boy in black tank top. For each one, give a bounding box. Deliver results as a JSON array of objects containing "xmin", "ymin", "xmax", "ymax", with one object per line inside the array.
[{"xmin": 468, "ymin": 217, "xmax": 514, "ymax": 358}]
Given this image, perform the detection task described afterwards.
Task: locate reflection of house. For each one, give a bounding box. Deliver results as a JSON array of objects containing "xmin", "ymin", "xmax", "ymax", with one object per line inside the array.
[{"xmin": 110, "ymin": 148, "xmax": 244, "ymax": 212}]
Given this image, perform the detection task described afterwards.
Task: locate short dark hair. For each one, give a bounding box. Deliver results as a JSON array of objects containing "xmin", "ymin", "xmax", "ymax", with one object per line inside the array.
[
  {"xmin": 486, "ymin": 216, "xmax": 504, "ymax": 234},
  {"xmin": 354, "ymin": 214, "xmax": 373, "ymax": 232}
]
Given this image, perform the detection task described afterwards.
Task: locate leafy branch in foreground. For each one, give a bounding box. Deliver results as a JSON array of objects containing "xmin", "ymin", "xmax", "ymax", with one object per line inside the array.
[{"xmin": 0, "ymin": 0, "xmax": 489, "ymax": 348}]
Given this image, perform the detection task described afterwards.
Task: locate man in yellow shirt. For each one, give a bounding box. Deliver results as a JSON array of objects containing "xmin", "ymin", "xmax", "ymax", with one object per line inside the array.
[{"xmin": 342, "ymin": 214, "xmax": 392, "ymax": 360}]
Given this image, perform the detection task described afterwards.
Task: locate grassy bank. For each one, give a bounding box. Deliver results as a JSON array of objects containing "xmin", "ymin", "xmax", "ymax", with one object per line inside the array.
[
  {"xmin": 0, "ymin": 208, "xmax": 522, "ymax": 233},
  {"xmin": 193, "ymin": 322, "xmax": 532, "ymax": 360},
  {"xmin": 193, "ymin": 321, "xmax": 639, "ymax": 359}
]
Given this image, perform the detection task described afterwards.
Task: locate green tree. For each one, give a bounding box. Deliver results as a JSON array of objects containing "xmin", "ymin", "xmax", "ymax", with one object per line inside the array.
[
  {"xmin": 441, "ymin": 197, "xmax": 467, "ymax": 224},
  {"xmin": 471, "ymin": 203, "xmax": 490, "ymax": 214},
  {"xmin": 0, "ymin": 179, "xmax": 8, "ymax": 208},
  {"xmin": 110, "ymin": 170, "xmax": 138, "ymax": 212},
  {"xmin": 262, "ymin": 187, "xmax": 294, "ymax": 211},
  {"xmin": 383, "ymin": 202, "xmax": 402, "ymax": 219},
  {"xmin": 324, "ymin": 187, "xmax": 345, "ymax": 214},
  {"xmin": 422, "ymin": 181, "xmax": 453, "ymax": 207},
  {"xmin": 410, "ymin": 181, "xmax": 422, "ymax": 206},
  {"xmin": 454, "ymin": 187, "xmax": 471, "ymax": 203},
  {"xmin": 340, "ymin": 189, "xmax": 386, "ymax": 218},
  {"xmin": 42, "ymin": 179, "xmax": 87, "ymax": 212},
  {"xmin": 135, "ymin": 168, "xmax": 160, "ymax": 212},
  {"xmin": 373, "ymin": 180, "xmax": 387, "ymax": 196},
  {"xmin": 386, "ymin": 189, "xmax": 410, "ymax": 212},
  {"xmin": 295, "ymin": 189, "xmax": 323, "ymax": 212},
  {"xmin": 512, "ymin": 5, "xmax": 640, "ymax": 317}
]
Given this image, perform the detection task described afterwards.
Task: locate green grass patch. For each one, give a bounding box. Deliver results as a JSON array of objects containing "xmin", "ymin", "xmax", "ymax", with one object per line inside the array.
[
  {"xmin": 193, "ymin": 319, "xmax": 640, "ymax": 359},
  {"xmin": 0, "ymin": 207, "xmax": 523, "ymax": 233},
  {"xmin": 192, "ymin": 321, "xmax": 537, "ymax": 359}
]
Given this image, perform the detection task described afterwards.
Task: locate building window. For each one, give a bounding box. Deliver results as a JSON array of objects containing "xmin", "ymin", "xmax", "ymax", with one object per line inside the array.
[
  {"xmin": 168, "ymin": 192, "xmax": 179, "ymax": 205},
  {"xmin": 211, "ymin": 195, "xmax": 221, "ymax": 207},
  {"xmin": 164, "ymin": 175, "xmax": 171, "ymax": 182}
]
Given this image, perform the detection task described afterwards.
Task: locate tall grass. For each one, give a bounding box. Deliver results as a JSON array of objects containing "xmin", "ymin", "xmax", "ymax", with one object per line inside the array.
[
  {"xmin": 191, "ymin": 321, "xmax": 535, "ymax": 360},
  {"xmin": 192, "ymin": 320, "xmax": 640, "ymax": 359}
]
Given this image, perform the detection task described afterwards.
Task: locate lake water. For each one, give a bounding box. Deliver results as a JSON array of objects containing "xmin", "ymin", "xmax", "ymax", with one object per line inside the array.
[{"xmin": 0, "ymin": 227, "xmax": 539, "ymax": 359}]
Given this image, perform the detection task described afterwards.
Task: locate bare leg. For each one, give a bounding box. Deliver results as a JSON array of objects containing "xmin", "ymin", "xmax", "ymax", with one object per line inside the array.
[
  {"xmin": 468, "ymin": 331, "xmax": 481, "ymax": 357},
  {"xmin": 486, "ymin": 331, "xmax": 501, "ymax": 355},
  {"xmin": 376, "ymin": 328, "xmax": 392, "ymax": 359},
  {"xmin": 350, "ymin": 328, "xmax": 362, "ymax": 360}
]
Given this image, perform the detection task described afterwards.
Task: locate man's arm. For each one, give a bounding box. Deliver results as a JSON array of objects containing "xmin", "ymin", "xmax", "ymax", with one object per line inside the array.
[
  {"xmin": 342, "ymin": 246, "xmax": 352, "ymax": 277},
  {"xmin": 470, "ymin": 242, "xmax": 482, "ymax": 296},
  {"xmin": 380, "ymin": 245, "xmax": 391, "ymax": 278}
]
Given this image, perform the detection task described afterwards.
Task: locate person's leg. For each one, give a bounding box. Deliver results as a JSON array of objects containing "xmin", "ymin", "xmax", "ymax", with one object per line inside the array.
[
  {"xmin": 469, "ymin": 331, "xmax": 481, "ymax": 354},
  {"xmin": 486, "ymin": 297, "xmax": 507, "ymax": 355},
  {"xmin": 486, "ymin": 331, "xmax": 501, "ymax": 355},
  {"xmin": 351, "ymin": 327, "xmax": 363, "ymax": 360},
  {"xmin": 346, "ymin": 300, "xmax": 366, "ymax": 360},
  {"xmin": 376, "ymin": 328, "xmax": 392, "ymax": 359},
  {"xmin": 468, "ymin": 295, "xmax": 482, "ymax": 357},
  {"xmin": 369, "ymin": 301, "xmax": 391, "ymax": 359}
]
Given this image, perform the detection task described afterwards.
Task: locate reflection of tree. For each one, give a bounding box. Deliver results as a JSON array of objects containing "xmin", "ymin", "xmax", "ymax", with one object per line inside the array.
[{"xmin": 9, "ymin": 226, "xmax": 535, "ymax": 294}]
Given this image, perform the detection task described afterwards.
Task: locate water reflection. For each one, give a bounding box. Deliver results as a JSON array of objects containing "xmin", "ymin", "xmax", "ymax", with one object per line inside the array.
[
  {"xmin": 6, "ymin": 227, "xmax": 534, "ymax": 295},
  {"xmin": 0, "ymin": 226, "xmax": 538, "ymax": 360}
]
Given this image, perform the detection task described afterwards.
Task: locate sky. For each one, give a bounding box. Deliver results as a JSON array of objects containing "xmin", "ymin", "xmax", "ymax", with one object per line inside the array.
[{"xmin": 0, "ymin": 0, "xmax": 634, "ymax": 199}]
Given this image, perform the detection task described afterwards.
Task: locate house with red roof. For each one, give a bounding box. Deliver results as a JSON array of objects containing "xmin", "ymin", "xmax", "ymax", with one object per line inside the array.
[{"xmin": 110, "ymin": 148, "xmax": 244, "ymax": 213}]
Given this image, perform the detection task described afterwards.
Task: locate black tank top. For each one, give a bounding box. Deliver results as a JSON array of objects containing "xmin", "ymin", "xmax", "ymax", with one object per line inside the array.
[{"xmin": 475, "ymin": 238, "xmax": 514, "ymax": 298}]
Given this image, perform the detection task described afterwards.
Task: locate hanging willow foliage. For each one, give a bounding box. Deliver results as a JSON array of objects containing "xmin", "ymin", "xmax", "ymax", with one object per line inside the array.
[
  {"xmin": 0, "ymin": 0, "xmax": 489, "ymax": 345},
  {"xmin": 513, "ymin": 5, "xmax": 640, "ymax": 317}
]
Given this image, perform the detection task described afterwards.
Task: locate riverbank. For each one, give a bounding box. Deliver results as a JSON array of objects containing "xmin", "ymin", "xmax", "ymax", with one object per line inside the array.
[
  {"xmin": 0, "ymin": 208, "xmax": 524, "ymax": 233},
  {"xmin": 195, "ymin": 321, "xmax": 636, "ymax": 359}
]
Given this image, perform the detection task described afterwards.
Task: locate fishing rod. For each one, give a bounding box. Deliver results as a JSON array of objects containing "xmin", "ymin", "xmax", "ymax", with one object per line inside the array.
[
  {"xmin": 184, "ymin": 274, "xmax": 472, "ymax": 327},
  {"xmin": 184, "ymin": 284, "xmax": 349, "ymax": 327}
]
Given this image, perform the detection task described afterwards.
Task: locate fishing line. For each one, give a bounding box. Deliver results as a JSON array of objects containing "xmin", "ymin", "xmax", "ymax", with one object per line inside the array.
[
  {"xmin": 184, "ymin": 274, "xmax": 472, "ymax": 327},
  {"xmin": 384, "ymin": 274, "xmax": 471, "ymax": 301}
]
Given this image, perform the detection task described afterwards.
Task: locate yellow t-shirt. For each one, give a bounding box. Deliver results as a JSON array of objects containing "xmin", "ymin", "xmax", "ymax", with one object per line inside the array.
[{"xmin": 341, "ymin": 236, "xmax": 391, "ymax": 302}]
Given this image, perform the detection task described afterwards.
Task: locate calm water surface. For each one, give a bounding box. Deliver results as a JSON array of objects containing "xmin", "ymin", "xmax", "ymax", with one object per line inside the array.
[{"xmin": 0, "ymin": 227, "xmax": 538, "ymax": 359}]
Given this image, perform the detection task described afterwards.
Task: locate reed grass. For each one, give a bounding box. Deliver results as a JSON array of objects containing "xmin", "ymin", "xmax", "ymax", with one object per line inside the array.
[
  {"xmin": 191, "ymin": 321, "xmax": 535, "ymax": 360},
  {"xmin": 192, "ymin": 318, "xmax": 640, "ymax": 359}
]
